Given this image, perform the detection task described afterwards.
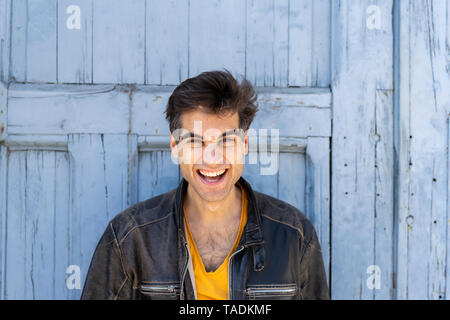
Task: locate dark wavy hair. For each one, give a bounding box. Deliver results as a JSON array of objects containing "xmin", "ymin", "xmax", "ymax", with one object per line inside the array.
[{"xmin": 165, "ymin": 69, "xmax": 258, "ymax": 133}]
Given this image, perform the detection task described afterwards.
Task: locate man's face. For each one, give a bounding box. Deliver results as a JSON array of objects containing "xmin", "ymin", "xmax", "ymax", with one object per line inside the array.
[{"xmin": 170, "ymin": 109, "xmax": 248, "ymax": 203}]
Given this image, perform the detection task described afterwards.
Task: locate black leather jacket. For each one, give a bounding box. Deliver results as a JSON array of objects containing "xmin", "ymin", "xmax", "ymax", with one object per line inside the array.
[{"xmin": 81, "ymin": 177, "xmax": 329, "ymax": 300}]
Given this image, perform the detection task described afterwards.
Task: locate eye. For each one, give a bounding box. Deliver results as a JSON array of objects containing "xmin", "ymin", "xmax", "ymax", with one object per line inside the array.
[
  {"xmin": 219, "ymin": 135, "xmax": 237, "ymax": 147},
  {"xmin": 186, "ymin": 137, "xmax": 203, "ymax": 148}
]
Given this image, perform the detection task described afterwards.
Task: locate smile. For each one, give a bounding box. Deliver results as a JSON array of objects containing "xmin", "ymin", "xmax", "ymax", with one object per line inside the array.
[{"xmin": 196, "ymin": 168, "xmax": 228, "ymax": 185}]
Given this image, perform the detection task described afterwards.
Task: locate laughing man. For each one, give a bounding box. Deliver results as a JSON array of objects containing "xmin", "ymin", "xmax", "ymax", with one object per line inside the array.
[{"xmin": 81, "ymin": 70, "xmax": 329, "ymax": 300}]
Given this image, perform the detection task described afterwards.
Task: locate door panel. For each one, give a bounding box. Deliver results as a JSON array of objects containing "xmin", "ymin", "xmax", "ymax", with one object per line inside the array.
[
  {"xmin": 5, "ymin": 150, "xmax": 70, "ymax": 299},
  {"xmin": 8, "ymin": 0, "xmax": 331, "ymax": 87},
  {"xmin": 138, "ymin": 150, "xmax": 180, "ymax": 202},
  {"xmin": 0, "ymin": 83, "xmax": 330, "ymax": 299}
]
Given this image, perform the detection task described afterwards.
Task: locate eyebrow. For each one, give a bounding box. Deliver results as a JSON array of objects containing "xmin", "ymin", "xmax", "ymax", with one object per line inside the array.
[{"xmin": 178, "ymin": 129, "xmax": 242, "ymax": 142}]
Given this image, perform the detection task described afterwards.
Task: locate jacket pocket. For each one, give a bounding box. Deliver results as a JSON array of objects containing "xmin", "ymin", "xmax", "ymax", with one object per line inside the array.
[
  {"xmin": 139, "ymin": 282, "xmax": 181, "ymax": 300},
  {"xmin": 245, "ymin": 284, "xmax": 298, "ymax": 300}
]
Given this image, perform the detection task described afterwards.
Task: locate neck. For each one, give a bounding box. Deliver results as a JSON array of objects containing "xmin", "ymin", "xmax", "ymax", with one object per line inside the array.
[{"xmin": 184, "ymin": 184, "xmax": 242, "ymax": 226}]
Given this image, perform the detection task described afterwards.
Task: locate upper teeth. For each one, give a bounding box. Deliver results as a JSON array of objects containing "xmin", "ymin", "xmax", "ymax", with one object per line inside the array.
[{"xmin": 199, "ymin": 169, "xmax": 226, "ymax": 177}]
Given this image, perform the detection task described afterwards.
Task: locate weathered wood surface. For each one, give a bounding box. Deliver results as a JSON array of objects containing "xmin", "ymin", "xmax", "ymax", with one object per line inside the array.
[
  {"xmin": 0, "ymin": 83, "xmax": 331, "ymax": 299},
  {"xmin": 1, "ymin": 0, "xmax": 448, "ymax": 300},
  {"xmin": 331, "ymin": 0, "xmax": 394, "ymax": 299},
  {"xmin": 7, "ymin": 0, "xmax": 330, "ymax": 87},
  {"xmin": 6, "ymin": 84, "xmax": 331, "ymax": 137},
  {"xmin": 396, "ymin": 0, "xmax": 450, "ymax": 300}
]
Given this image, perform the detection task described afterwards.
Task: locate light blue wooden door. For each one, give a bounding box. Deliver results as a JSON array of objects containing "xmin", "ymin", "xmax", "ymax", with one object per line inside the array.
[
  {"xmin": 0, "ymin": 84, "xmax": 331, "ymax": 300},
  {"xmin": 0, "ymin": 0, "xmax": 332, "ymax": 299}
]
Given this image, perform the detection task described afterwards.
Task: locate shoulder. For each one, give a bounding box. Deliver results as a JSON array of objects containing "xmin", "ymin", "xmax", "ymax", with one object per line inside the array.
[
  {"xmin": 105, "ymin": 188, "xmax": 178, "ymax": 243},
  {"xmin": 253, "ymin": 191, "xmax": 316, "ymax": 242}
]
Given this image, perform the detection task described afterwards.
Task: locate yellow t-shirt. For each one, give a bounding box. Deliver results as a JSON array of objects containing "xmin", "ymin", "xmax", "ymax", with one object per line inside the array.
[{"xmin": 184, "ymin": 184, "xmax": 248, "ymax": 300}]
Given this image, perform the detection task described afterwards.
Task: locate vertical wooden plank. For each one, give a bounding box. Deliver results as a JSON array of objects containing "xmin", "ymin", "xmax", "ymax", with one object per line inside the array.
[
  {"xmin": 4, "ymin": 149, "xmax": 73, "ymax": 299},
  {"xmin": 68, "ymin": 133, "xmax": 137, "ymax": 297},
  {"xmin": 394, "ymin": 0, "xmax": 410, "ymax": 300},
  {"xmin": 92, "ymin": 0, "xmax": 145, "ymax": 83},
  {"xmin": 246, "ymin": 0, "xmax": 289, "ymax": 86},
  {"xmin": 0, "ymin": 0, "xmax": 12, "ymax": 82},
  {"xmin": 58, "ymin": 0, "xmax": 93, "ymax": 83},
  {"xmin": 127, "ymin": 134, "xmax": 139, "ymax": 208},
  {"xmin": 24, "ymin": 151, "xmax": 56, "ymax": 299},
  {"xmin": 0, "ymin": 81, "xmax": 6, "ymax": 143},
  {"xmin": 331, "ymin": 0, "xmax": 394, "ymax": 299},
  {"xmin": 26, "ymin": 0, "xmax": 57, "ymax": 82},
  {"xmin": 305, "ymin": 137, "xmax": 330, "ymax": 283},
  {"xmin": 5, "ymin": 151, "xmax": 61, "ymax": 299},
  {"xmin": 68, "ymin": 134, "xmax": 108, "ymax": 299},
  {"xmin": 5, "ymin": 151, "xmax": 26, "ymax": 299},
  {"xmin": 146, "ymin": 0, "xmax": 188, "ymax": 85},
  {"xmin": 103, "ymin": 134, "xmax": 138, "ymax": 218},
  {"xmin": 310, "ymin": 0, "xmax": 331, "ymax": 87},
  {"xmin": 447, "ymin": 115, "xmax": 450, "ymax": 300},
  {"xmin": 138, "ymin": 150, "xmax": 179, "ymax": 202},
  {"xmin": 288, "ymin": 0, "xmax": 330, "ymax": 87},
  {"xmin": 289, "ymin": 0, "xmax": 312, "ymax": 86},
  {"xmin": 0, "ymin": 84, "xmax": 5, "ymax": 295},
  {"xmin": 0, "ymin": 145, "xmax": 7, "ymax": 300},
  {"xmin": 397, "ymin": 0, "xmax": 450, "ymax": 300},
  {"xmin": 10, "ymin": 0, "xmax": 26, "ymax": 82},
  {"xmin": 374, "ymin": 90, "xmax": 394, "ymax": 299},
  {"xmin": 53, "ymin": 151, "xmax": 71, "ymax": 299},
  {"xmin": 189, "ymin": 0, "xmax": 246, "ymax": 76},
  {"xmin": 272, "ymin": 0, "xmax": 289, "ymax": 87},
  {"xmin": 278, "ymin": 152, "xmax": 306, "ymax": 213},
  {"xmin": 246, "ymin": 0, "xmax": 273, "ymax": 86}
]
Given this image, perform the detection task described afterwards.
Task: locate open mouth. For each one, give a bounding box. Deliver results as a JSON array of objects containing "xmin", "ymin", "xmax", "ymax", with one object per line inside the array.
[{"xmin": 196, "ymin": 168, "xmax": 228, "ymax": 185}]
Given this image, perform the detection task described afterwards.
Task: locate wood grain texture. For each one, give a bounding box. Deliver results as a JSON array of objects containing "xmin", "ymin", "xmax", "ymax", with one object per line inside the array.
[
  {"xmin": 289, "ymin": 0, "xmax": 331, "ymax": 87},
  {"xmin": 396, "ymin": 0, "xmax": 450, "ymax": 300},
  {"xmin": 0, "ymin": 0, "xmax": 11, "ymax": 83},
  {"xmin": 26, "ymin": 0, "xmax": 57, "ymax": 82},
  {"xmin": 0, "ymin": 81, "xmax": 6, "ymax": 142},
  {"xmin": 447, "ymin": 115, "xmax": 450, "ymax": 300},
  {"xmin": 6, "ymin": 84, "xmax": 331, "ymax": 138},
  {"xmin": 7, "ymin": 0, "xmax": 332, "ymax": 86},
  {"xmin": 146, "ymin": 0, "xmax": 189, "ymax": 85},
  {"xmin": 5, "ymin": 151, "xmax": 27, "ymax": 299},
  {"xmin": 138, "ymin": 151, "xmax": 179, "ymax": 202},
  {"xmin": 92, "ymin": 0, "xmax": 145, "ymax": 83},
  {"xmin": 246, "ymin": 0, "xmax": 289, "ymax": 87},
  {"xmin": 189, "ymin": 0, "xmax": 246, "ymax": 76},
  {"xmin": 58, "ymin": 0, "xmax": 93, "ymax": 83},
  {"xmin": 331, "ymin": 0, "xmax": 394, "ymax": 299},
  {"xmin": 67, "ymin": 133, "xmax": 137, "ymax": 298},
  {"xmin": 0, "ymin": 145, "xmax": 7, "ymax": 299},
  {"xmin": 374, "ymin": 89, "xmax": 394, "ymax": 299},
  {"xmin": 10, "ymin": 0, "xmax": 26, "ymax": 82},
  {"xmin": 305, "ymin": 137, "xmax": 330, "ymax": 283}
]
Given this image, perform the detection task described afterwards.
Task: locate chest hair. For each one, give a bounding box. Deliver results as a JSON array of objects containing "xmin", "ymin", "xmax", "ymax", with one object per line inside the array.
[{"xmin": 190, "ymin": 217, "xmax": 241, "ymax": 272}]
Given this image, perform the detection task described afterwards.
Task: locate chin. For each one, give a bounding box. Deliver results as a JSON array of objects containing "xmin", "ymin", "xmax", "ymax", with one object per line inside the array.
[{"xmin": 193, "ymin": 182, "xmax": 233, "ymax": 203}]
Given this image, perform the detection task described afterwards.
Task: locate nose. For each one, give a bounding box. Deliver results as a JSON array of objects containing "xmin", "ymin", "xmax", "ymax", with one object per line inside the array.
[{"xmin": 202, "ymin": 141, "xmax": 223, "ymax": 165}]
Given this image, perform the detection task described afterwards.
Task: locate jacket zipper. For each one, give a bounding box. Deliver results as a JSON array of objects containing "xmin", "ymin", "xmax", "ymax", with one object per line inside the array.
[
  {"xmin": 180, "ymin": 241, "xmax": 190, "ymax": 299},
  {"xmin": 228, "ymin": 245, "xmax": 245, "ymax": 300},
  {"xmin": 245, "ymin": 286, "xmax": 297, "ymax": 296},
  {"xmin": 140, "ymin": 284, "xmax": 180, "ymax": 294}
]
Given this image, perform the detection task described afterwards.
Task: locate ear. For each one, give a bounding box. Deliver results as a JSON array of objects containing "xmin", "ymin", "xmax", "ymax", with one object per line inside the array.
[
  {"xmin": 243, "ymin": 131, "xmax": 249, "ymax": 155},
  {"xmin": 170, "ymin": 133, "xmax": 180, "ymax": 160}
]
